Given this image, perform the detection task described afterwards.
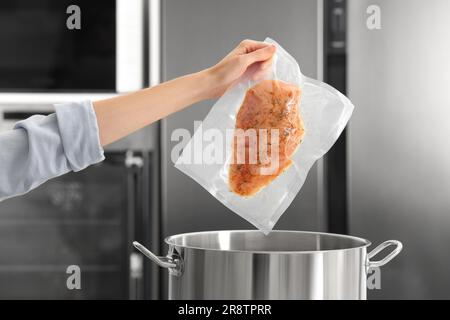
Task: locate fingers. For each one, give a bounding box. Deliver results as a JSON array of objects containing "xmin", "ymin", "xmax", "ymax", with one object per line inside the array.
[
  {"xmin": 243, "ymin": 45, "xmax": 276, "ymax": 65},
  {"xmin": 260, "ymin": 56, "xmax": 274, "ymax": 70},
  {"xmin": 236, "ymin": 39, "xmax": 270, "ymax": 54}
]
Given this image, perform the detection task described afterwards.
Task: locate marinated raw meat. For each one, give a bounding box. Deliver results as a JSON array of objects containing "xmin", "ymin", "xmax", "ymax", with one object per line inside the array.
[{"xmin": 229, "ymin": 80, "xmax": 304, "ymax": 197}]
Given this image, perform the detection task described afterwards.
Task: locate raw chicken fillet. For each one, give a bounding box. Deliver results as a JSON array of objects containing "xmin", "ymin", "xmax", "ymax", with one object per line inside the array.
[{"xmin": 229, "ymin": 79, "xmax": 305, "ymax": 197}]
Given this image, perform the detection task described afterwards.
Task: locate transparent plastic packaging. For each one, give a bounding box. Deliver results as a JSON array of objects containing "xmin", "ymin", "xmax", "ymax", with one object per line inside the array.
[{"xmin": 175, "ymin": 38, "xmax": 354, "ymax": 232}]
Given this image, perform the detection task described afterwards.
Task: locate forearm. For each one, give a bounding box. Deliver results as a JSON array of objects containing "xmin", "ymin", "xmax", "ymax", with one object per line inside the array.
[
  {"xmin": 94, "ymin": 70, "xmax": 213, "ymax": 146},
  {"xmin": 93, "ymin": 39, "xmax": 275, "ymax": 146}
]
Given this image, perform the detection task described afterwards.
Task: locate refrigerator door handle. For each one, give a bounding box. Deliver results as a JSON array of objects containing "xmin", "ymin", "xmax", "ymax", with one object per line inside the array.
[{"xmin": 126, "ymin": 151, "xmax": 145, "ymax": 299}]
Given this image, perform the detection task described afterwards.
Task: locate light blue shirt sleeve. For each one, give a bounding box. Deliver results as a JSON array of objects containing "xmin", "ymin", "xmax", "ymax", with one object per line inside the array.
[{"xmin": 0, "ymin": 100, "xmax": 105, "ymax": 201}]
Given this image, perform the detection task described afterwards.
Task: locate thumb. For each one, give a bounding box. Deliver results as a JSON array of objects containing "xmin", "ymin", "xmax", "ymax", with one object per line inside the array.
[{"xmin": 244, "ymin": 45, "xmax": 276, "ymax": 65}]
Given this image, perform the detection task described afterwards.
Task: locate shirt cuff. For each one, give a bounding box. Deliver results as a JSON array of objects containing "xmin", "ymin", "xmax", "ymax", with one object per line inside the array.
[{"xmin": 54, "ymin": 100, "xmax": 105, "ymax": 172}]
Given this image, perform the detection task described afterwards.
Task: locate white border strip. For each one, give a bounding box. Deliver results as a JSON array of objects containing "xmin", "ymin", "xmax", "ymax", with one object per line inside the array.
[
  {"xmin": 116, "ymin": 0, "xmax": 144, "ymax": 92},
  {"xmin": 149, "ymin": 0, "xmax": 161, "ymax": 87}
]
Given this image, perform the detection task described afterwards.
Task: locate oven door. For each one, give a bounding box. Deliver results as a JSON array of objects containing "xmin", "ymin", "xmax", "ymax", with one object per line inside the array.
[
  {"xmin": 0, "ymin": 0, "xmax": 143, "ymax": 94},
  {"xmin": 0, "ymin": 151, "xmax": 151, "ymax": 299}
]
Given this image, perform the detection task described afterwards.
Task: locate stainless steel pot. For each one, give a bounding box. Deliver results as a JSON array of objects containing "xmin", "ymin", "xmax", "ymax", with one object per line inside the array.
[{"xmin": 134, "ymin": 230, "xmax": 402, "ymax": 300}]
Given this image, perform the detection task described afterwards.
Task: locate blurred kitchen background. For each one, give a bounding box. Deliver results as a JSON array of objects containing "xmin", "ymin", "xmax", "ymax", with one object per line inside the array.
[{"xmin": 0, "ymin": 0, "xmax": 448, "ymax": 299}]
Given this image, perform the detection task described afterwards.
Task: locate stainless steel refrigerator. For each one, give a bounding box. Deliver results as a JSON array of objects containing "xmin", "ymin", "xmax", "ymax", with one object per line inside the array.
[
  {"xmin": 348, "ymin": 0, "xmax": 450, "ymax": 299},
  {"xmin": 161, "ymin": 0, "xmax": 325, "ymax": 238},
  {"xmin": 159, "ymin": 0, "xmax": 325, "ymax": 297}
]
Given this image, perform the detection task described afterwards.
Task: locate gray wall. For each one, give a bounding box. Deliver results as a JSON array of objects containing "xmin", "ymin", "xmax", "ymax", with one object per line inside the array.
[{"xmin": 348, "ymin": 0, "xmax": 450, "ymax": 299}]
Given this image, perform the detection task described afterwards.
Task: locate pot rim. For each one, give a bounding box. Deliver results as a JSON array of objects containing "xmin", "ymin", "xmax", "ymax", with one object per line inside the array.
[{"xmin": 164, "ymin": 230, "xmax": 372, "ymax": 254}]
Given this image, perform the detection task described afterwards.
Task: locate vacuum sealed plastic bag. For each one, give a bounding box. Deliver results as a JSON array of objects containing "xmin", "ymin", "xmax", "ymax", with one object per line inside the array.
[{"xmin": 175, "ymin": 38, "xmax": 354, "ymax": 232}]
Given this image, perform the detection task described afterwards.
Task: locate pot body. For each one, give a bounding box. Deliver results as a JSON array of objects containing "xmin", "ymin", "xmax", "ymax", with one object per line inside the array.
[
  {"xmin": 165, "ymin": 231, "xmax": 370, "ymax": 300},
  {"xmin": 134, "ymin": 230, "xmax": 402, "ymax": 300}
]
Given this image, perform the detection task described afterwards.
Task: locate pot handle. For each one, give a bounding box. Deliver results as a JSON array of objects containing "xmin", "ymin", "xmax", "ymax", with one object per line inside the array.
[
  {"xmin": 367, "ymin": 240, "xmax": 403, "ymax": 268},
  {"xmin": 133, "ymin": 241, "xmax": 178, "ymax": 269}
]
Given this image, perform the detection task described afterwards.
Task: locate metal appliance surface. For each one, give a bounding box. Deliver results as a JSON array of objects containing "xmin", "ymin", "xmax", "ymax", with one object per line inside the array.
[
  {"xmin": 348, "ymin": 0, "xmax": 450, "ymax": 299},
  {"xmin": 159, "ymin": 0, "xmax": 324, "ymax": 298},
  {"xmin": 134, "ymin": 230, "xmax": 402, "ymax": 300},
  {"xmin": 160, "ymin": 0, "xmax": 325, "ymax": 249}
]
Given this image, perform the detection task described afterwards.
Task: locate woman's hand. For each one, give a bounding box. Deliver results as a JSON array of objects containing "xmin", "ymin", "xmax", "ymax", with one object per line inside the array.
[
  {"xmin": 203, "ymin": 39, "xmax": 276, "ymax": 99},
  {"xmin": 94, "ymin": 39, "xmax": 276, "ymax": 146}
]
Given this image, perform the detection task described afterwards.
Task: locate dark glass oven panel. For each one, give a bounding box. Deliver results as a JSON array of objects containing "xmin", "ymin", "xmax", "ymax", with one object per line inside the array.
[
  {"xmin": 0, "ymin": 0, "xmax": 116, "ymax": 92},
  {"xmin": 0, "ymin": 153, "xmax": 132, "ymax": 299}
]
